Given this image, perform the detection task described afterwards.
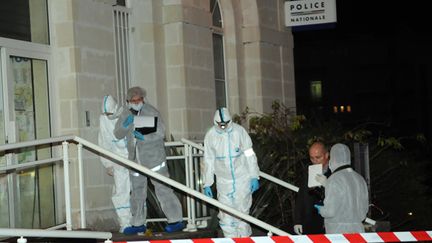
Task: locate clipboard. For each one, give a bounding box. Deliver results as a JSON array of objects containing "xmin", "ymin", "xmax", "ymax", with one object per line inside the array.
[
  {"xmin": 134, "ymin": 116, "xmax": 158, "ymax": 135},
  {"xmin": 308, "ymin": 164, "xmax": 323, "ymax": 188}
]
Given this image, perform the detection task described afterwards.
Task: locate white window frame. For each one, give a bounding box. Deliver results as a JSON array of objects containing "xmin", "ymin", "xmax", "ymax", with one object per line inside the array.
[
  {"xmin": 211, "ymin": 0, "xmax": 228, "ymax": 108},
  {"xmin": 113, "ymin": 5, "xmax": 132, "ymax": 106}
]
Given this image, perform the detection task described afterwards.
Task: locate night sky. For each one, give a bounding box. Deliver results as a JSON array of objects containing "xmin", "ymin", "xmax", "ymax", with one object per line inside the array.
[
  {"xmin": 291, "ymin": 0, "xmax": 432, "ymax": 230},
  {"xmin": 294, "ymin": 1, "xmax": 432, "ymax": 40},
  {"xmin": 292, "ymin": 0, "xmax": 432, "ymax": 139}
]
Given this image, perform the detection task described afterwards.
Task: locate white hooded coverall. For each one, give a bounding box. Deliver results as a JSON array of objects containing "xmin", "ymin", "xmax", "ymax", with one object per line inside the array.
[
  {"xmin": 319, "ymin": 143, "xmax": 369, "ymax": 233},
  {"xmin": 98, "ymin": 95, "xmax": 132, "ymax": 231},
  {"xmin": 203, "ymin": 108, "xmax": 260, "ymax": 237}
]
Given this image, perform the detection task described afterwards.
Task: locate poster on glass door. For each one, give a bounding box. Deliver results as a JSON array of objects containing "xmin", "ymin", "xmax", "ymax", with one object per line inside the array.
[{"xmin": 11, "ymin": 56, "xmax": 36, "ymax": 163}]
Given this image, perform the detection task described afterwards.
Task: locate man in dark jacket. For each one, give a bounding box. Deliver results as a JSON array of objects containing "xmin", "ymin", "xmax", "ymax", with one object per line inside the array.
[{"xmin": 293, "ymin": 141, "xmax": 331, "ymax": 235}]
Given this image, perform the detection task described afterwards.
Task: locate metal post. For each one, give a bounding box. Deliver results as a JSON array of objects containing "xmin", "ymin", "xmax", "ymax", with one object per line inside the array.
[
  {"xmin": 113, "ymin": 9, "xmax": 121, "ymax": 102},
  {"xmin": 16, "ymin": 236, "xmax": 27, "ymax": 243},
  {"xmin": 124, "ymin": 11, "xmax": 131, "ymax": 86},
  {"xmin": 62, "ymin": 141, "xmax": 72, "ymax": 230},
  {"xmin": 77, "ymin": 143, "xmax": 86, "ymax": 228},
  {"xmin": 194, "ymin": 147, "xmax": 208, "ymax": 228},
  {"xmin": 6, "ymin": 153, "xmax": 16, "ymax": 228},
  {"xmin": 188, "ymin": 145, "xmax": 197, "ymax": 231},
  {"xmin": 119, "ymin": 10, "xmax": 125, "ymax": 92},
  {"xmin": 197, "ymin": 147, "xmax": 208, "ymax": 221},
  {"xmin": 184, "ymin": 143, "xmax": 192, "ymax": 231}
]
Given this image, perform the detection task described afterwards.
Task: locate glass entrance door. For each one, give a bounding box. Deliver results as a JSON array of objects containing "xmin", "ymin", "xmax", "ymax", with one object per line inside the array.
[{"xmin": 0, "ymin": 48, "xmax": 55, "ymax": 228}]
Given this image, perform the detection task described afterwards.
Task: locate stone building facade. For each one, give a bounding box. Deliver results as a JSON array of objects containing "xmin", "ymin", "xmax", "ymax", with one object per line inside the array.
[{"xmin": 0, "ymin": 0, "xmax": 295, "ymax": 230}]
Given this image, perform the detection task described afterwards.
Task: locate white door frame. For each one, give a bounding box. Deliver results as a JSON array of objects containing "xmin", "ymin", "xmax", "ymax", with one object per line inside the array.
[{"xmin": 0, "ymin": 37, "xmax": 55, "ymax": 228}]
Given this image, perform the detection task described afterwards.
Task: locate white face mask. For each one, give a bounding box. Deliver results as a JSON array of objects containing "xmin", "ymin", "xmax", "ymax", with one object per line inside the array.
[{"xmin": 129, "ymin": 102, "xmax": 143, "ymax": 111}]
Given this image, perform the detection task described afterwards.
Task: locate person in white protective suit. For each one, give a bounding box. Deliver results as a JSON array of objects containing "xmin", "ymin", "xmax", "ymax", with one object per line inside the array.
[
  {"xmin": 314, "ymin": 143, "xmax": 369, "ymax": 233},
  {"xmin": 114, "ymin": 86, "xmax": 184, "ymax": 235},
  {"xmin": 98, "ymin": 95, "xmax": 132, "ymax": 233},
  {"xmin": 203, "ymin": 107, "xmax": 260, "ymax": 237}
]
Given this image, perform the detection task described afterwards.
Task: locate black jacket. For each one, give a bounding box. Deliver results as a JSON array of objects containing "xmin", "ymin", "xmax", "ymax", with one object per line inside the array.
[{"xmin": 293, "ymin": 167, "xmax": 331, "ymax": 234}]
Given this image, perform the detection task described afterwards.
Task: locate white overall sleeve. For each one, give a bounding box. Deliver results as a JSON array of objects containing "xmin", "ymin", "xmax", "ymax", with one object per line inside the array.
[
  {"xmin": 203, "ymin": 130, "xmax": 215, "ymax": 187},
  {"xmin": 241, "ymin": 127, "xmax": 260, "ymax": 179}
]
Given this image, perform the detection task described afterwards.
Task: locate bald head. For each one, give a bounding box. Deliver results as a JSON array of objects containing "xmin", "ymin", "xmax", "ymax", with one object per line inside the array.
[{"xmin": 309, "ymin": 142, "xmax": 330, "ymax": 168}]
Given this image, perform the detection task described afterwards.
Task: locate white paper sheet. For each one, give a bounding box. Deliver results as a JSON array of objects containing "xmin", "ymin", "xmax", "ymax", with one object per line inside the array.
[
  {"xmin": 308, "ymin": 164, "xmax": 323, "ymax": 188},
  {"xmin": 133, "ymin": 116, "xmax": 155, "ymax": 128}
]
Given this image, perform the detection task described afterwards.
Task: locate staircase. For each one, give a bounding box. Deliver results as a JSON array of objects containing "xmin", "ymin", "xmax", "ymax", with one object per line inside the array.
[{"xmin": 0, "ymin": 135, "xmax": 299, "ymax": 242}]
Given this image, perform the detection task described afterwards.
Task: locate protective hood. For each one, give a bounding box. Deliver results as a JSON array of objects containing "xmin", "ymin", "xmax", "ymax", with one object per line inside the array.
[
  {"xmin": 127, "ymin": 86, "xmax": 146, "ymax": 101},
  {"xmin": 329, "ymin": 143, "xmax": 351, "ymax": 172},
  {"xmin": 213, "ymin": 107, "xmax": 232, "ymax": 130},
  {"xmin": 102, "ymin": 95, "xmax": 122, "ymax": 119}
]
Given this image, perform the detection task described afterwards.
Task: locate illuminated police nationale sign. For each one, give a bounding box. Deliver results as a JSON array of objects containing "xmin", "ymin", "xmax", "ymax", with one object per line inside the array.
[{"xmin": 284, "ymin": 0, "xmax": 337, "ymax": 27}]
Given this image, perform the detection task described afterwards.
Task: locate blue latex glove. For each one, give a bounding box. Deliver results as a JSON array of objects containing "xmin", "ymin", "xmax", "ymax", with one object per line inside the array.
[
  {"xmin": 122, "ymin": 114, "xmax": 134, "ymax": 128},
  {"xmin": 203, "ymin": 187, "xmax": 213, "ymax": 198},
  {"xmin": 133, "ymin": 130, "xmax": 145, "ymax": 141},
  {"xmin": 250, "ymin": 178, "xmax": 260, "ymax": 193},
  {"xmin": 314, "ymin": 204, "xmax": 322, "ymax": 214}
]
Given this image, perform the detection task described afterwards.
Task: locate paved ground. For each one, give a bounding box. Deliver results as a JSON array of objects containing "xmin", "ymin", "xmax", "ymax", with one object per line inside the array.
[{"xmin": 108, "ymin": 228, "xmax": 217, "ymax": 242}]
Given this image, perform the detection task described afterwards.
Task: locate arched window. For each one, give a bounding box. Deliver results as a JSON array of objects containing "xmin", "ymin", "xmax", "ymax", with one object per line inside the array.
[{"xmin": 211, "ymin": 0, "xmax": 226, "ymax": 108}]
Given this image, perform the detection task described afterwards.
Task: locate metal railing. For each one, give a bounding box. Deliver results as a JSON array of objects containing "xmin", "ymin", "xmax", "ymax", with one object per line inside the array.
[
  {"xmin": 179, "ymin": 139, "xmax": 376, "ymax": 226},
  {"xmin": 73, "ymin": 136, "xmax": 291, "ymax": 235},
  {"xmin": 0, "ymin": 134, "xmax": 304, "ymax": 241},
  {"xmin": 180, "ymin": 138, "xmax": 299, "ymax": 192},
  {"xmin": 0, "ymin": 135, "xmax": 112, "ymax": 242},
  {"xmin": 0, "ymin": 228, "xmax": 112, "ymax": 243}
]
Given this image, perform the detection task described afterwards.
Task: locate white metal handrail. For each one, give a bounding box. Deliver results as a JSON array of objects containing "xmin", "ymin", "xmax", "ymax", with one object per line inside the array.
[
  {"xmin": 0, "ymin": 134, "xmax": 376, "ymax": 242},
  {"xmin": 0, "ymin": 135, "xmax": 75, "ymax": 151},
  {"xmin": 0, "ymin": 157, "xmax": 62, "ymax": 174},
  {"xmin": 0, "ymin": 228, "xmax": 111, "ymax": 241},
  {"xmin": 73, "ymin": 136, "xmax": 290, "ymax": 236},
  {"xmin": 0, "ymin": 135, "xmax": 112, "ymax": 242},
  {"xmin": 0, "ymin": 135, "xmax": 292, "ymax": 240},
  {"xmin": 180, "ymin": 139, "xmax": 376, "ymax": 225},
  {"xmin": 0, "ymin": 135, "xmax": 208, "ymax": 239},
  {"xmin": 180, "ymin": 138, "xmax": 300, "ymax": 192}
]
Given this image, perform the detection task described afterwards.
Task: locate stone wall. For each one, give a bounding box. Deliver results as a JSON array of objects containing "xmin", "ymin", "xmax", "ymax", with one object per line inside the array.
[
  {"xmin": 49, "ymin": 0, "xmax": 118, "ymax": 229},
  {"xmin": 47, "ymin": 0, "xmax": 296, "ymax": 231}
]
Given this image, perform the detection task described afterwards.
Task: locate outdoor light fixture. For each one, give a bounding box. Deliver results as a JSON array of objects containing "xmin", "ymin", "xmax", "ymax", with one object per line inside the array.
[{"xmin": 333, "ymin": 105, "xmax": 352, "ymax": 113}]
